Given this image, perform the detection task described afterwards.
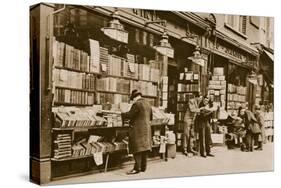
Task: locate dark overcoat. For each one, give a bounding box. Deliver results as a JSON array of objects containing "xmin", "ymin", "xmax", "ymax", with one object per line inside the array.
[{"xmin": 122, "ymin": 98, "xmax": 152, "ymax": 154}]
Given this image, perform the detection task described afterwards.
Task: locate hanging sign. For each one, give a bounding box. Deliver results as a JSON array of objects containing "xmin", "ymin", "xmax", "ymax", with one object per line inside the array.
[
  {"xmin": 188, "ymin": 56, "xmax": 205, "ymax": 66},
  {"xmin": 155, "ymin": 46, "xmax": 174, "ymax": 58},
  {"xmin": 101, "ymin": 27, "xmax": 128, "ymax": 44}
]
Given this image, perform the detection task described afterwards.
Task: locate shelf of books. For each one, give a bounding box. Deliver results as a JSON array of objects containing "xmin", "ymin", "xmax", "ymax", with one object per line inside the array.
[
  {"xmin": 175, "ymin": 69, "xmax": 200, "ymax": 148},
  {"xmin": 226, "ymin": 83, "xmax": 247, "ymax": 113},
  {"xmin": 52, "ymin": 38, "xmax": 160, "ymax": 106},
  {"xmin": 263, "ymin": 111, "xmax": 274, "ymax": 143},
  {"xmin": 50, "ymin": 35, "xmax": 174, "ymax": 179}
]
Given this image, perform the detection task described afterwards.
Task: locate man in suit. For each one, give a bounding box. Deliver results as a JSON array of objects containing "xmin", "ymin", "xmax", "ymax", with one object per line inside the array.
[
  {"xmin": 183, "ymin": 92, "xmax": 202, "ymax": 156},
  {"xmin": 121, "ymin": 90, "xmax": 152, "ymax": 175}
]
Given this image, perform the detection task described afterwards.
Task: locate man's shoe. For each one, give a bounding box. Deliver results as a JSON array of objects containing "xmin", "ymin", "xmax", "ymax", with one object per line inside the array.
[
  {"xmin": 126, "ymin": 169, "xmax": 140, "ymax": 175},
  {"xmin": 190, "ymin": 150, "xmax": 198, "ymax": 156},
  {"xmin": 200, "ymin": 154, "xmax": 206, "ymax": 158},
  {"xmin": 255, "ymin": 147, "xmax": 263, "ymax": 151},
  {"xmin": 207, "ymin": 153, "xmax": 215, "ymax": 157},
  {"xmin": 183, "ymin": 151, "xmax": 188, "ymax": 156}
]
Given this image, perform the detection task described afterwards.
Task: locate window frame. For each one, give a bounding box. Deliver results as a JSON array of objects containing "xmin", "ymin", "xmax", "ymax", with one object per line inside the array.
[{"xmin": 224, "ymin": 15, "xmax": 248, "ymax": 39}]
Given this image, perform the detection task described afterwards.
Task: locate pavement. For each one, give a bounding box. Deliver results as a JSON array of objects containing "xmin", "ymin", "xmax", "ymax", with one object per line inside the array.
[{"xmin": 47, "ymin": 143, "xmax": 274, "ymax": 185}]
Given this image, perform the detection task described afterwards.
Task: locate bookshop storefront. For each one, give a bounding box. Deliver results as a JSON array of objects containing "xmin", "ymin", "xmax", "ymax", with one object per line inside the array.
[
  {"xmin": 201, "ymin": 33, "xmax": 259, "ymax": 114},
  {"xmin": 30, "ymin": 4, "xmax": 262, "ymax": 183}
]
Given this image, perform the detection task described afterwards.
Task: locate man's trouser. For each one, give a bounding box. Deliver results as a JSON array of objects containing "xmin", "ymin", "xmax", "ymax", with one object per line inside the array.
[
  {"xmin": 182, "ymin": 121, "xmax": 193, "ymax": 152},
  {"xmin": 133, "ymin": 151, "xmax": 148, "ymax": 172},
  {"xmin": 198, "ymin": 124, "xmax": 212, "ymax": 156}
]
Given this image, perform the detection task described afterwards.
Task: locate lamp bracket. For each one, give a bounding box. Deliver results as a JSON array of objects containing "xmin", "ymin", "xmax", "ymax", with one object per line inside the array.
[{"xmin": 181, "ymin": 23, "xmax": 198, "ymax": 40}]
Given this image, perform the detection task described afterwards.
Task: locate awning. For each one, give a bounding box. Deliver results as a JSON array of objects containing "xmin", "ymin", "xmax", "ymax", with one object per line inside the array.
[
  {"xmin": 259, "ymin": 48, "xmax": 274, "ymax": 85},
  {"xmin": 264, "ymin": 50, "xmax": 274, "ymax": 63}
]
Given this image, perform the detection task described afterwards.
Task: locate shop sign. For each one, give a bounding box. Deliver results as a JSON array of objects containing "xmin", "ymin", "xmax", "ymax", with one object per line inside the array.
[
  {"xmin": 132, "ymin": 9, "xmax": 162, "ymax": 23},
  {"xmin": 215, "ymin": 42, "xmax": 247, "ymax": 62}
]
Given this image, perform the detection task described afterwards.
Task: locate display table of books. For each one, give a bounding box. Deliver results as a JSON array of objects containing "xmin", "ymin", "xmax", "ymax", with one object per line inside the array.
[{"xmin": 51, "ymin": 105, "xmax": 175, "ymax": 178}]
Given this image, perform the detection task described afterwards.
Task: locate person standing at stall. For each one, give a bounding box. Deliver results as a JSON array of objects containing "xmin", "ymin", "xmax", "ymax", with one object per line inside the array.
[
  {"xmin": 121, "ymin": 90, "xmax": 152, "ymax": 175},
  {"xmin": 182, "ymin": 93, "xmax": 202, "ymax": 156},
  {"xmin": 197, "ymin": 95, "xmax": 216, "ymax": 158},
  {"xmin": 253, "ymin": 105, "xmax": 265, "ymax": 150},
  {"xmin": 238, "ymin": 106, "xmax": 260, "ymax": 152}
]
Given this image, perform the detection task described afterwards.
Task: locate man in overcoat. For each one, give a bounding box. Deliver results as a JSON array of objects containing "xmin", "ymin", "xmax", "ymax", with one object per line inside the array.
[{"xmin": 121, "ymin": 90, "xmax": 152, "ymax": 175}]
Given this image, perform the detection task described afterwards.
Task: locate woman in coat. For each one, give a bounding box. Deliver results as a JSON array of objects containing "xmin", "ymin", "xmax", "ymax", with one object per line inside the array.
[{"xmin": 121, "ymin": 90, "xmax": 152, "ymax": 175}]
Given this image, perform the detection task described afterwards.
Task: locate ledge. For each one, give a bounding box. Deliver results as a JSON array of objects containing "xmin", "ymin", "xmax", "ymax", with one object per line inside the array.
[{"xmin": 224, "ymin": 23, "xmax": 248, "ymax": 40}]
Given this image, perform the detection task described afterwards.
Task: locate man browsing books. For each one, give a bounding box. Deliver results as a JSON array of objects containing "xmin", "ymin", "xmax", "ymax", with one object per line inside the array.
[{"xmin": 121, "ymin": 90, "xmax": 153, "ymax": 175}]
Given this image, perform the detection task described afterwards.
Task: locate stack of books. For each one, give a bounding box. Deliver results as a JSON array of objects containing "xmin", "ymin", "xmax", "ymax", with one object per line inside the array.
[
  {"xmin": 227, "ymin": 84, "xmax": 247, "ymax": 111},
  {"xmin": 208, "ymin": 67, "xmax": 227, "ymax": 108},
  {"xmin": 177, "ymin": 93, "xmax": 195, "ymax": 102},
  {"xmin": 64, "ymin": 44, "xmax": 89, "ymax": 71},
  {"xmin": 109, "ymin": 55, "xmax": 122, "ymax": 77},
  {"xmin": 130, "ymin": 81, "xmax": 157, "ymax": 97},
  {"xmin": 101, "ymin": 110, "xmax": 123, "ymax": 127},
  {"xmin": 139, "ymin": 64, "xmax": 151, "ymax": 81},
  {"xmin": 72, "ymin": 144, "xmax": 86, "ymax": 157},
  {"xmin": 72, "ymin": 139, "xmax": 92, "ymax": 157},
  {"xmin": 54, "ymin": 69, "xmax": 95, "ymax": 90},
  {"xmin": 150, "ymin": 68, "xmax": 160, "ymax": 82},
  {"xmin": 54, "ymin": 107, "xmax": 108, "ymax": 128},
  {"xmin": 53, "ymin": 134, "xmax": 72, "ymax": 159},
  {"xmin": 80, "ymin": 51, "xmax": 90, "ymax": 72},
  {"xmin": 53, "ymin": 39, "xmax": 90, "ymax": 72},
  {"xmin": 177, "ymin": 83, "xmax": 199, "ymax": 92},
  {"xmin": 96, "ymin": 77, "xmax": 130, "ymax": 94},
  {"xmin": 97, "ymin": 93, "xmax": 129, "ymax": 105},
  {"xmin": 88, "ymin": 142, "xmax": 127, "ymax": 154},
  {"xmin": 53, "ymin": 38, "xmax": 65, "ymax": 67}
]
